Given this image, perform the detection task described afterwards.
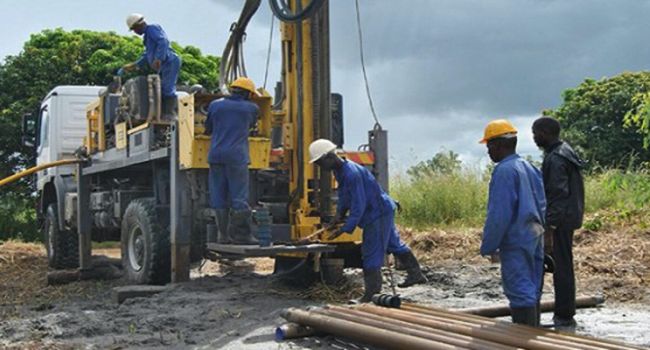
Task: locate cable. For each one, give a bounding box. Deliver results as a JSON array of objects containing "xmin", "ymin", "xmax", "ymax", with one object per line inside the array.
[
  {"xmin": 219, "ymin": 0, "xmax": 262, "ymax": 92},
  {"xmin": 263, "ymin": 14, "xmax": 275, "ymax": 90},
  {"xmin": 355, "ymin": 0, "xmax": 382, "ymax": 128},
  {"xmin": 269, "ymin": 0, "xmax": 325, "ymax": 23}
]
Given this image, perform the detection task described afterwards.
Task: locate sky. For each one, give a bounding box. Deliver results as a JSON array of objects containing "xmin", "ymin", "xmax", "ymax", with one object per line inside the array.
[{"xmin": 2, "ymin": 0, "xmax": 650, "ymax": 173}]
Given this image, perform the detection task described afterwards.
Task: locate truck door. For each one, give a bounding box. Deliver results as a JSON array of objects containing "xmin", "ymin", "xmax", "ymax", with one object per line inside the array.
[{"xmin": 36, "ymin": 102, "xmax": 51, "ymax": 189}]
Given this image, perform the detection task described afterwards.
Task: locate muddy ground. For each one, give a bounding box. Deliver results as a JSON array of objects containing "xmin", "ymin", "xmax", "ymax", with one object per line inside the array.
[{"xmin": 1, "ymin": 230, "xmax": 649, "ymax": 349}]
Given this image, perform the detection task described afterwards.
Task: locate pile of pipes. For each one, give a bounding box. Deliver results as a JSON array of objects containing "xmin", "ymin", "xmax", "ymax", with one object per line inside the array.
[{"xmin": 278, "ymin": 300, "xmax": 643, "ymax": 350}]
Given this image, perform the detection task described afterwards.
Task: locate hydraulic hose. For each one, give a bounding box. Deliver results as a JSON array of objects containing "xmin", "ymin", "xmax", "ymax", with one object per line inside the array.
[
  {"xmin": 0, "ymin": 159, "xmax": 82, "ymax": 187},
  {"xmin": 269, "ymin": 0, "xmax": 325, "ymax": 23}
]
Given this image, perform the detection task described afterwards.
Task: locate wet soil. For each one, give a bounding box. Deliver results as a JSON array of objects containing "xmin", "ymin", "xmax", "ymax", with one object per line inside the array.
[{"xmin": 1, "ymin": 244, "xmax": 649, "ymax": 349}]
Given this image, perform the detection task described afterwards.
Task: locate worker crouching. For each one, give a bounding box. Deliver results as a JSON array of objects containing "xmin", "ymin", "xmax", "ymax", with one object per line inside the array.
[
  {"xmin": 205, "ymin": 77, "xmax": 260, "ymax": 245},
  {"xmin": 309, "ymin": 139, "xmax": 427, "ymax": 302},
  {"xmin": 480, "ymin": 120, "xmax": 546, "ymax": 327}
]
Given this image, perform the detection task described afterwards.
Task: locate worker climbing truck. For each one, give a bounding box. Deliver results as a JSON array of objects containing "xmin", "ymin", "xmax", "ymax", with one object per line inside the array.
[{"xmin": 20, "ymin": 0, "xmax": 389, "ymax": 285}]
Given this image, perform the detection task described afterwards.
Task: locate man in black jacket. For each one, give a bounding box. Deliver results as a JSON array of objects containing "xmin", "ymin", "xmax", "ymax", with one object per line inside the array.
[{"xmin": 532, "ymin": 117, "xmax": 585, "ymax": 328}]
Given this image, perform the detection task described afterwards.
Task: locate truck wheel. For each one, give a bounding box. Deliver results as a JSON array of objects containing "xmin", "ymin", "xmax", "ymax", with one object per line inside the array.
[
  {"xmin": 121, "ymin": 199, "xmax": 170, "ymax": 285},
  {"xmin": 44, "ymin": 203, "xmax": 79, "ymax": 269}
]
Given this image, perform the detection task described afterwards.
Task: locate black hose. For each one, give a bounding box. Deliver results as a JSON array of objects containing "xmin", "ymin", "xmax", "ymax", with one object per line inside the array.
[
  {"xmin": 269, "ymin": 0, "xmax": 325, "ymax": 23},
  {"xmin": 219, "ymin": 0, "xmax": 262, "ymax": 91}
]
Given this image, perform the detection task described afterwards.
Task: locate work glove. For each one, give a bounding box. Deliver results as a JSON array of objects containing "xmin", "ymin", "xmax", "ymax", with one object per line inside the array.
[
  {"xmin": 327, "ymin": 227, "xmax": 346, "ymax": 241},
  {"xmin": 151, "ymin": 59, "xmax": 161, "ymax": 72},
  {"xmin": 119, "ymin": 63, "xmax": 137, "ymax": 76}
]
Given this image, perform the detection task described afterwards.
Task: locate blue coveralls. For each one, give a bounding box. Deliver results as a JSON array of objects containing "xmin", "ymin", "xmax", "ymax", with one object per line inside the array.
[
  {"xmin": 335, "ymin": 160, "xmax": 410, "ymax": 269},
  {"xmin": 482, "ymin": 154, "xmax": 546, "ymax": 308},
  {"xmin": 205, "ymin": 94, "xmax": 259, "ymax": 210},
  {"xmin": 135, "ymin": 24, "xmax": 181, "ymax": 98}
]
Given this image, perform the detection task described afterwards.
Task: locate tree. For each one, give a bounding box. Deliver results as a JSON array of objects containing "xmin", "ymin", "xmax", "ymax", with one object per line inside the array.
[
  {"xmin": 0, "ymin": 28, "xmax": 220, "ymax": 240},
  {"xmin": 407, "ymin": 150, "xmax": 462, "ymax": 179},
  {"xmin": 544, "ymin": 72, "xmax": 650, "ymax": 169}
]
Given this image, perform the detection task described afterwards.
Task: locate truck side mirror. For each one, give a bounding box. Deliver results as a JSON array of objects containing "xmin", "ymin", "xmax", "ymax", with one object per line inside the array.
[{"xmin": 22, "ymin": 112, "xmax": 36, "ymax": 148}]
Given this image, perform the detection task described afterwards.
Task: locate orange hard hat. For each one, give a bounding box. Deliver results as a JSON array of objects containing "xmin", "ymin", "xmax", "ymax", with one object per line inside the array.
[{"xmin": 479, "ymin": 119, "xmax": 518, "ymax": 144}]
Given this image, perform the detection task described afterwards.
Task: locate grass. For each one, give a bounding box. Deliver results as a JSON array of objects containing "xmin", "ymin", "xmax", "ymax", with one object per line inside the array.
[{"xmin": 392, "ymin": 167, "xmax": 650, "ymax": 230}]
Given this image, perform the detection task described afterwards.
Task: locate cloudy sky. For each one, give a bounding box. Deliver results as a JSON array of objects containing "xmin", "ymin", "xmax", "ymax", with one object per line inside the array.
[{"xmin": 2, "ymin": 0, "xmax": 650, "ymax": 172}]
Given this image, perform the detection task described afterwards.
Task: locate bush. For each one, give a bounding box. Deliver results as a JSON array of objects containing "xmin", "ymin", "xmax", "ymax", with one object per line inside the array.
[{"xmin": 0, "ymin": 195, "xmax": 38, "ymax": 242}]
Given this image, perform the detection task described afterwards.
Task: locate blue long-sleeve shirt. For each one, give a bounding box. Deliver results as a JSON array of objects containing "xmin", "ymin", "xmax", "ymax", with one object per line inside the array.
[
  {"xmin": 205, "ymin": 94, "xmax": 259, "ymax": 165},
  {"xmin": 135, "ymin": 24, "xmax": 173, "ymax": 69},
  {"xmin": 481, "ymin": 154, "xmax": 546, "ymax": 256},
  {"xmin": 334, "ymin": 160, "xmax": 394, "ymax": 233}
]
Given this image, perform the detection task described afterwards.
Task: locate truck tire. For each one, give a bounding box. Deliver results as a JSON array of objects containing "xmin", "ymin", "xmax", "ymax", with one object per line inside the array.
[
  {"xmin": 44, "ymin": 203, "xmax": 79, "ymax": 269},
  {"xmin": 121, "ymin": 198, "xmax": 170, "ymax": 285}
]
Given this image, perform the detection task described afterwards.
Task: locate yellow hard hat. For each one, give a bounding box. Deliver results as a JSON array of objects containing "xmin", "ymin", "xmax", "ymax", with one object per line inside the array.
[
  {"xmin": 230, "ymin": 77, "xmax": 260, "ymax": 96},
  {"xmin": 479, "ymin": 119, "xmax": 517, "ymax": 143}
]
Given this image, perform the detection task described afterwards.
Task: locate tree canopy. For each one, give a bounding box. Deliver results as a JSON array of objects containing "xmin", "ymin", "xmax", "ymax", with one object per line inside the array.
[
  {"xmin": 0, "ymin": 28, "xmax": 219, "ymax": 240},
  {"xmin": 544, "ymin": 72, "xmax": 650, "ymax": 169}
]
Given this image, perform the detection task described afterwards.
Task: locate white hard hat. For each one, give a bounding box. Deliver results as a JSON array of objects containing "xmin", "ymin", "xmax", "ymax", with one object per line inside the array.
[
  {"xmin": 126, "ymin": 13, "xmax": 145, "ymax": 30},
  {"xmin": 309, "ymin": 139, "xmax": 337, "ymax": 163}
]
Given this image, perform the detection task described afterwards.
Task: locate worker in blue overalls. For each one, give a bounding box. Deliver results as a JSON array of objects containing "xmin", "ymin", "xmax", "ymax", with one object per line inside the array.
[
  {"xmin": 309, "ymin": 139, "xmax": 427, "ymax": 302},
  {"xmin": 480, "ymin": 119, "xmax": 546, "ymax": 327},
  {"xmin": 121, "ymin": 13, "xmax": 182, "ymax": 118},
  {"xmin": 204, "ymin": 77, "xmax": 260, "ymax": 245}
]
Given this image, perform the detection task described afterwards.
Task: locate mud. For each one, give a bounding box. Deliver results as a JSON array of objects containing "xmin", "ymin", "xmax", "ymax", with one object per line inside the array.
[{"xmin": 1, "ymin": 258, "xmax": 649, "ymax": 349}]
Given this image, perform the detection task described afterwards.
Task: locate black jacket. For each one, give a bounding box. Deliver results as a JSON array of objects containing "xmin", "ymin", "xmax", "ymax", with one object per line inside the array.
[{"xmin": 542, "ymin": 141, "xmax": 585, "ymax": 230}]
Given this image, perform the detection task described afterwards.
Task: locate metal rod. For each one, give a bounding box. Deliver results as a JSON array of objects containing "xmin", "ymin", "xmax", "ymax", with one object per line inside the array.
[
  {"xmin": 275, "ymin": 323, "xmax": 316, "ymax": 340},
  {"xmin": 358, "ymin": 304, "xmax": 585, "ymax": 350},
  {"xmin": 401, "ymin": 303, "xmax": 642, "ymax": 350},
  {"xmin": 282, "ymin": 308, "xmax": 468, "ymax": 350},
  {"xmin": 321, "ymin": 306, "xmax": 517, "ymax": 350},
  {"xmin": 455, "ymin": 295, "xmax": 605, "ymax": 318},
  {"xmin": 398, "ymin": 305, "xmax": 616, "ymax": 350}
]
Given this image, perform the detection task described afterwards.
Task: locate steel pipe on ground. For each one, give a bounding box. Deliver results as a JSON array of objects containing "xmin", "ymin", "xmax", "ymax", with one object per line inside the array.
[
  {"xmin": 282, "ymin": 308, "xmax": 467, "ymax": 350},
  {"xmin": 455, "ymin": 295, "xmax": 605, "ymax": 318},
  {"xmin": 359, "ymin": 304, "xmax": 596, "ymax": 350},
  {"xmin": 401, "ymin": 303, "xmax": 644, "ymax": 350},
  {"xmin": 320, "ymin": 306, "xmax": 517, "ymax": 350}
]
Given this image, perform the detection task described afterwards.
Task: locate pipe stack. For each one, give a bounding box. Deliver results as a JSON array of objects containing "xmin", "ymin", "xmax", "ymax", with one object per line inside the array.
[{"xmin": 281, "ymin": 302, "xmax": 645, "ymax": 350}]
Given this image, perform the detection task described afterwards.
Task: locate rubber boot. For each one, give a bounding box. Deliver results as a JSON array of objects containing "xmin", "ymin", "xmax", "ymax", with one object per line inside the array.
[
  {"xmin": 161, "ymin": 96, "xmax": 178, "ymax": 120},
  {"xmin": 511, "ymin": 307, "xmax": 538, "ymax": 327},
  {"xmin": 395, "ymin": 251, "xmax": 428, "ymax": 288},
  {"xmin": 215, "ymin": 209, "xmax": 231, "ymax": 244},
  {"xmin": 358, "ymin": 268, "xmax": 383, "ymax": 303},
  {"xmin": 229, "ymin": 209, "xmax": 258, "ymax": 245}
]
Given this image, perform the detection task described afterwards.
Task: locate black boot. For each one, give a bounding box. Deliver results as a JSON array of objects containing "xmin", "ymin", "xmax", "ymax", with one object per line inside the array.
[
  {"xmin": 215, "ymin": 209, "xmax": 231, "ymax": 244},
  {"xmin": 358, "ymin": 268, "xmax": 383, "ymax": 303},
  {"xmin": 395, "ymin": 251, "xmax": 428, "ymax": 288},
  {"xmin": 511, "ymin": 307, "xmax": 538, "ymax": 327},
  {"xmin": 229, "ymin": 209, "xmax": 258, "ymax": 245}
]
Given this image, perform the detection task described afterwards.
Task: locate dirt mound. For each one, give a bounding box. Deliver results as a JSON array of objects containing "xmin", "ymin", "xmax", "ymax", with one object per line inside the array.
[{"xmin": 401, "ymin": 225, "xmax": 650, "ymax": 302}]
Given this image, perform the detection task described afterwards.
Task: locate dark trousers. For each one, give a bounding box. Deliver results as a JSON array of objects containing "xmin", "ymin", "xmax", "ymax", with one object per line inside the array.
[{"xmin": 552, "ymin": 226, "xmax": 576, "ymax": 319}]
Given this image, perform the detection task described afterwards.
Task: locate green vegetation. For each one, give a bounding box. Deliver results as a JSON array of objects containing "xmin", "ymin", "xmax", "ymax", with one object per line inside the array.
[
  {"xmin": 0, "ymin": 29, "xmax": 219, "ymax": 241},
  {"xmin": 393, "ymin": 158, "xmax": 650, "ymax": 230}
]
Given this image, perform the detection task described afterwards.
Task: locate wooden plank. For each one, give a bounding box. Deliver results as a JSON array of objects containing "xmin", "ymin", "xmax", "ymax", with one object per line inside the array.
[
  {"xmin": 112, "ymin": 285, "xmax": 168, "ymax": 304},
  {"xmin": 206, "ymin": 243, "xmax": 335, "ymax": 257}
]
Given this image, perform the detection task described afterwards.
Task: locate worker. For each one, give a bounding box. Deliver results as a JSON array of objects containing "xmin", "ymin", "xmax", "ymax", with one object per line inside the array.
[
  {"xmin": 480, "ymin": 120, "xmax": 546, "ymax": 327},
  {"xmin": 121, "ymin": 13, "xmax": 182, "ymax": 118},
  {"xmin": 204, "ymin": 77, "xmax": 260, "ymax": 245},
  {"xmin": 309, "ymin": 139, "xmax": 427, "ymax": 302},
  {"xmin": 532, "ymin": 117, "xmax": 584, "ymax": 328}
]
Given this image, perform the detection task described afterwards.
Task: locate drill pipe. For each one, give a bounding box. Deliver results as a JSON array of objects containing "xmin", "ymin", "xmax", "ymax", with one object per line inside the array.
[
  {"xmin": 396, "ymin": 305, "xmax": 622, "ymax": 350},
  {"xmin": 358, "ymin": 304, "xmax": 593, "ymax": 350},
  {"xmin": 401, "ymin": 303, "xmax": 643, "ymax": 350},
  {"xmin": 320, "ymin": 306, "xmax": 517, "ymax": 350},
  {"xmin": 455, "ymin": 295, "xmax": 605, "ymax": 318},
  {"xmin": 275, "ymin": 323, "xmax": 316, "ymax": 340},
  {"xmin": 281, "ymin": 308, "xmax": 466, "ymax": 350}
]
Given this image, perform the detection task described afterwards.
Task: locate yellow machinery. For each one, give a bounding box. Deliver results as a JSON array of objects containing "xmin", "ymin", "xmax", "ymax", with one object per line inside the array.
[{"xmin": 51, "ymin": 0, "xmax": 386, "ymax": 285}]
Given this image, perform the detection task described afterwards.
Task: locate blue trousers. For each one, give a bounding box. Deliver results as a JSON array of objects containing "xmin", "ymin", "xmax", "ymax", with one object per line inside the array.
[
  {"xmin": 209, "ymin": 164, "xmax": 250, "ymax": 211},
  {"xmin": 361, "ymin": 210, "xmax": 410, "ymax": 269},
  {"xmin": 500, "ymin": 235, "xmax": 544, "ymax": 308},
  {"xmin": 160, "ymin": 53, "xmax": 181, "ymax": 97}
]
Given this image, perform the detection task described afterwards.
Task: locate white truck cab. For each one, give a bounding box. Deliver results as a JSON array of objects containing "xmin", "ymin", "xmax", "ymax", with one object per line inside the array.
[{"xmin": 36, "ymin": 86, "xmax": 104, "ymax": 190}]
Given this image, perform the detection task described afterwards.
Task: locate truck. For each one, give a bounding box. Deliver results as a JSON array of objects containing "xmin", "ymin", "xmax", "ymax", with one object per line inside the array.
[{"xmin": 21, "ymin": 0, "xmax": 389, "ymax": 285}]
